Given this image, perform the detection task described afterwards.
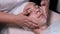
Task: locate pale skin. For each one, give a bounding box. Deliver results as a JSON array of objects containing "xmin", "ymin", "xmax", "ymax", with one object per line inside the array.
[
  {"xmin": 32, "ymin": 0, "xmax": 49, "ymax": 34},
  {"xmin": 0, "ymin": 11, "xmax": 42, "ymax": 28},
  {"xmin": 22, "ymin": 0, "xmax": 49, "ymax": 34},
  {"xmin": 0, "ymin": 1, "xmax": 49, "ymax": 29},
  {"xmin": 0, "ymin": 3, "xmax": 42, "ymax": 29},
  {"xmin": 0, "ymin": 0, "xmax": 48, "ymax": 34}
]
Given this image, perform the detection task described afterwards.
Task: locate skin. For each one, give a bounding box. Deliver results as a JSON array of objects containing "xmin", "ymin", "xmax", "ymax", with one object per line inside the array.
[
  {"xmin": 22, "ymin": 0, "xmax": 49, "ymax": 34},
  {"xmin": 0, "ymin": 0, "xmax": 47, "ymax": 30},
  {"xmin": 32, "ymin": 0, "xmax": 49, "ymax": 34},
  {"xmin": 26, "ymin": 2, "xmax": 47, "ymax": 27},
  {"xmin": 0, "ymin": 7, "xmax": 40, "ymax": 29},
  {"xmin": 0, "ymin": 0, "xmax": 48, "ymax": 34},
  {"xmin": 22, "ymin": 2, "xmax": 42, "ymax": 28}
]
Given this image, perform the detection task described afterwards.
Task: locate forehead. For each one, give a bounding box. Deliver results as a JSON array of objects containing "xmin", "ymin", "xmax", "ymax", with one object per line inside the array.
[
  {"xmin": 25, "ymin": 2, "xmax": 36, "ymax": 8},
  {"xmin": 24, "ymin": 2, "xmax": 37, "ymax": 10},
  {"xmin": 28, "ymin": 2, "xmax": 36, "ymax": 6}
]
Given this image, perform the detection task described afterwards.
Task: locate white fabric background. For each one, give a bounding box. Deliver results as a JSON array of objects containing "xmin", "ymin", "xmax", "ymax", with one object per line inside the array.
[{"xmin": 0, "ymin": 0, "xmax": 29, "ymax": 12}]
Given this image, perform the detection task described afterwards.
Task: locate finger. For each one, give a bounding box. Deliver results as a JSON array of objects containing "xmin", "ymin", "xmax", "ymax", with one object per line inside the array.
[
  {"xmin": 41, "ymin": 0, "xmax": 49, "ymax": 7},
  {"xmin": 17, "ymin": 11, "xmax": 28, "ymax": 16},
  {"xmin": 41, "ymin": 0, "xmax": 45, "ymax": 6},
  {"xmin": 41, "ymin": 0, "xmax": 49, "ymax": 9},
  {"xmin": 29, "ymin": 22, "xmax": 39, "ymax": 28},
  {"xmin": 27, "ymin": 17, "xmax": 44, "ymax": 26},
  {"xmin": 40, "ymin": 6, "xmax": 48, "ymax": 19},
  {"xmin": 40, "ymin": 6, "xmax": 48, "ymax": 18},
  {"xmin": 24, "ymin": 23, "xmax": 30, "ymax": 27},
  {"xmin": 28, "ymin": 18, "xmax": 38, "ymax": 25},
  {"xmin": 29, "ymin": 17, "xmax": 46, "ymax": 27},
  {"xmin": 40, "ymin": 0, "xmax": 49, "ymax": 19},
  {"xmin": 24, "ymin": 22, "xmax": 39, "ymax": 29},
  {"xmin": 23, "ymin": 10, "xmax": 30, "ymax": 15},
  {"xmin": 30, "ymin": 21, "xmax": 39, "ymax": 27},
  {"xmin": 24, "ymin": 20, "xmax": 39, "ymax": 28},
  {"xmin": 31, "ymin": 18, "xmax": 43, "ymax": 26},
  {"xmin": 24, "ymin": 23, "xmax": 35, "ymax": 29}
]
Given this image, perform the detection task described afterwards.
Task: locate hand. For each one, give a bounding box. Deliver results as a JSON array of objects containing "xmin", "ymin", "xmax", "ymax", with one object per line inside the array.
[
  {"xmin": 25, "ymin": 0, "xmax": 49, "ymax": 27},
  {"xmin": 29, "ymin": 10, "xmax": 47, "ymax": 27},
  {"xmin": 40, "ymin": 0, "xmax": 49, "ymax": 18},
  {"xmin": 31, "ymin": 0, "xmax": 49, "ymax": 34},
  {"xmin": 32, "ymin": 25, "xmax": 48, "ymax": 34},
  {"xmin": 14, "ymin": 13, "xmax": 39, "ymax": 29}
]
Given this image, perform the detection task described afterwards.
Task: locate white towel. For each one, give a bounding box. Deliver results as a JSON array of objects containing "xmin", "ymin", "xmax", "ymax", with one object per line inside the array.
[
  {"xmin": 0, "ymin": 0, "xmax": 29, "ymax": 13},
  {"xmin": 9, "ymin": 2, "xmax": 29, "ymax": 15}
]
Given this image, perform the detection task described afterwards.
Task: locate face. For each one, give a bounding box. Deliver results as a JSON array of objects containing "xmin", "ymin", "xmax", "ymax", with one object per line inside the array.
[
  {"xmin": 23, "ymin": 2, "xmax": 40, "ymax": 15},
  {"xmin": 23, "ymin": 2, "xmax": 48, "ymax": 27}
]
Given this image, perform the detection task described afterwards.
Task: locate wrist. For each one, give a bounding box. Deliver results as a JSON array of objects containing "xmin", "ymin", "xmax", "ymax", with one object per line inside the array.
[{"xmin": 13, "ymin": 15, "xmax": 22, "ymax": 25}]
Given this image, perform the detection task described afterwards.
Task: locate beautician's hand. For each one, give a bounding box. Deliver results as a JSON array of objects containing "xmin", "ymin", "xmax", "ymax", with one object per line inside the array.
[
  {"xmin": 29, "ymin": 10, "xmax": 47, "ymax": 27},
  {"xmin": 14, "ymin": 13, "xmax": 39, "ymax": 28},
  {"xmin": 32, "ymin": 0, "xmax": 49, "ymax": 34},
  {"xmin": 40, "ymin": 0, "xmax": 49, "ymax": 18},
  {"xmin": 28, "ymin": 8, "xmax": 47, "ymax": 34},
  {"xmin": 31, "ymin": 0, "xmax": 49, "ymax": 27}
]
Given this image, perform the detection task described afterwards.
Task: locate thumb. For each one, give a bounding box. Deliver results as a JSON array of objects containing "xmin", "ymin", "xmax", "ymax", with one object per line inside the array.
[{"xmin": 41, "ymin": 0, "xmax": 49, "ymax": 7}]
